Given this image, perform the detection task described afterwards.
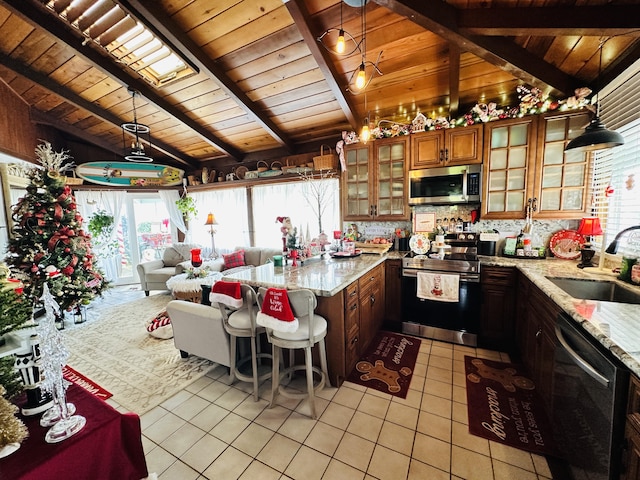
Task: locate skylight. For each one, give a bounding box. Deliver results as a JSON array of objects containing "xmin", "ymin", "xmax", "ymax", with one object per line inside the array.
[{"xmin": 43, "ymin": 0, "xmax": 197, "ymax": 88}]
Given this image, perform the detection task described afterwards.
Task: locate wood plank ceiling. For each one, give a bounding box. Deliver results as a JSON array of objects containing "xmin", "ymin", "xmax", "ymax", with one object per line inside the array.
[{"xmin": 0, "ymin": 0, "xmax": 640, "ymax": 173}]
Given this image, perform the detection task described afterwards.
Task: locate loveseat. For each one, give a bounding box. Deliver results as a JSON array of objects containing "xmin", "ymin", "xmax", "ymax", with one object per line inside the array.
[{"xmin": 137, "ymin": 243, "xmax": 199, "ymax": 296}]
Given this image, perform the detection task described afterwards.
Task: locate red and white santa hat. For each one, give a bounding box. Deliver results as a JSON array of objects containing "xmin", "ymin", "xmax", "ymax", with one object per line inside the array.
[
  {"xmin": 209, "ymin": 281, "xmax": 243, "ymax": 309},
  {"xmin": 256, "ymin": 288, "xmax": 298, "ymax": 333}
]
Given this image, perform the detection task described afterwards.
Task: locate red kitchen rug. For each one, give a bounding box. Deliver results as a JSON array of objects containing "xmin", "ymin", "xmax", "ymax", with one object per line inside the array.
[
  {"xmin": 63, "ymin": 365, "xmax": 112, "ymax": 401},
  {"xmin": 346, "ymin": 331, "xmax": 421, "ymax": 398},
  {"xmin": 464, "ymin": 355, "xmax": 558, "ymax": 457}
]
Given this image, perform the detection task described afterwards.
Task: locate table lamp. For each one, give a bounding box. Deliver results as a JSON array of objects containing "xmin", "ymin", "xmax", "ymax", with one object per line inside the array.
[
  {"xmin": 576, "ymin": 217, "xmax": 603, "ymax": 269},
  {"xmin": 205, "ymin": 213, "xmax": 219, "ymax": 258}
]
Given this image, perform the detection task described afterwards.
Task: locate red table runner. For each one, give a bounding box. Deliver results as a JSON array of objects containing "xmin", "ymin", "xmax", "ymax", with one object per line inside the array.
[{"xmin": 0, "ymin": 384, "xmax": 148, "ymax": 480}]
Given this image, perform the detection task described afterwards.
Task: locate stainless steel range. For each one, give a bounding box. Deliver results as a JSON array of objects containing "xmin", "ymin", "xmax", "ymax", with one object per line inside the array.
[{"xmin": 401, "ymin": 233, "xmax": 481, "ymax": 346}]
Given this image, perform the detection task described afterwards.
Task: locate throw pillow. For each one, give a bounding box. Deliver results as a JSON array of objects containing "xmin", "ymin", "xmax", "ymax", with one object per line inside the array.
[
  {"xmin": 146, "ymin": 310, "xmax": 173, "ymax": 339},
  {"xmin": 223, "ymin": 249, "xmax": 245, "ymax": 270}
]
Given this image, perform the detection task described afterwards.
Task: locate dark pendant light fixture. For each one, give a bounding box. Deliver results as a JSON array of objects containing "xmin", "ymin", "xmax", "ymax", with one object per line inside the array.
[
  {"xmin": 565, "ymin": 40, "xmax": 624, "ymax": 152},
  {"xmin": 122, "ymin": 88, "xmax": 154, "ymax": 162}
]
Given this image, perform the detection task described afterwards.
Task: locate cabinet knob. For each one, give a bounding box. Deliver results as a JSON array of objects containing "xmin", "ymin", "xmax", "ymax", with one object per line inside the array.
[
  {"xmin": 444, "ymin": 148, "xmax": 449, "ymax": 162},
  {"xmin": 350, "ymin": 303, "xmax": 357, "ymax": 311},
  {"xmin": 351, "ymin": 336, "xmax": 358, "ymax": 345},
  {"xmin": 371, "ymin": 294, "xmax": 376, "ymax": 304},
  {"xmin": 535, "ymin": 328, "xmax": 542, "ymax": 340}
]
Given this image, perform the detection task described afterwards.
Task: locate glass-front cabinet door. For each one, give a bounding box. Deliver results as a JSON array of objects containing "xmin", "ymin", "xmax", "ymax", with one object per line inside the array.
[
  {"xmin": 343, "ymin": 145, "xmax": 371, "ymax": 219},
  {"xmin": 534, "ymin": 111, "xmax": 591, "ymax": 217},
  {"xmin": 374, "ymin": 136, "xmax": 408, "ymax": 220},
  {"xmin": 482, "ymin": 117, "xmax": 537, "ymax": 219}
]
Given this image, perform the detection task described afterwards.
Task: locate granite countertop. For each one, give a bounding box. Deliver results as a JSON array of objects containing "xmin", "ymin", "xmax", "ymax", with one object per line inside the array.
[{"xmin": 481, "ymin": 255, "xmax": 640, "ymax": 378}]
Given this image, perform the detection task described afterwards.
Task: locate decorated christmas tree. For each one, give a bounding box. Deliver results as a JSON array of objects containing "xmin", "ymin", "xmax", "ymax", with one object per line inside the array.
[{"xmin": 4, "ymin": 142, "xmax": 107, "ymax": 316}]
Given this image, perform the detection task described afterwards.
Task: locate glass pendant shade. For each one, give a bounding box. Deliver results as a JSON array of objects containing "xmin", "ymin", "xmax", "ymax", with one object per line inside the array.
[
  {"xmin": 355, "ymin": 64, "xmax": 366, "ymax": 90},
  {"xmin": 336, "ymin": 29, "xmax": 346, "ymax": 54},
  {"xmin": 565, "ymin": 116, "xmax": 624, "ymax": 152},
  {"xmin": 360, "ymin": 121, "xmax": 370, "ymax": 143}
]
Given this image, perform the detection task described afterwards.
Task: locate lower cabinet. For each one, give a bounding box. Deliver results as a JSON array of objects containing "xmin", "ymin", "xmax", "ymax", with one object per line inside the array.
[
  {"xmin": 359, "ymin": 263, "xmax": 385, "ymax": 351},
  {"xmin": 622, "ymin": 376, "xmax": 640, "ymax": 480},
  {"xmin": 479, "ymin": 266, "xmax": 517, "ymax": 351},
  {"xmin": 384, "ymin": 258, "xmax": 403, "ymax": 327}
]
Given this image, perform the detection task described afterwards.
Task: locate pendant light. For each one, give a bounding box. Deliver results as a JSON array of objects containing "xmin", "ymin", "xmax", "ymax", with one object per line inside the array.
[
  {"xmin": 565, "ymin": 40, "xmax": 624, "ymax": 152},
  {"xmin": 316, "ymin": 0, "xmax": 362, "ymax": 56},
  {"xmin": 122, "ymin": 88, "xmax": 153, "ymax": 162},
  {"xmin": 360, "ymin": 93, "xmax": 370, "ymax": 143}
]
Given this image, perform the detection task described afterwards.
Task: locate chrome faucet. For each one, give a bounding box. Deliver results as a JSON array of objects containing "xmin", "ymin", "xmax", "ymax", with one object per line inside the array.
[{"xmin": 605, "ymin": 225, "xmax": 640, "ymax": 254}]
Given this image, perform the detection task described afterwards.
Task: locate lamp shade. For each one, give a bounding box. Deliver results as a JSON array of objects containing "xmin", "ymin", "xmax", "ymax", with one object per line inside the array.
[
  {"xmin": 577, "ymin": 217, "xmax": 603, "ymax": 237},
  {"xmin": 565, "ymin": 117, "xmax": 624, "ymax": 152},
  {"xmin": 205, "ymin": 213, "xmax": 218, "ymax": 226}
]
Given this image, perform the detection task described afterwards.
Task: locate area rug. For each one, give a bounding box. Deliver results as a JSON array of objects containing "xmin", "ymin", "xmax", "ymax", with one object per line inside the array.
[
  {"xmin": 346, "ymin": 331, "xmax": 421, "ymax": 398},
  {"xmin": 63, "ymin": 293, "xmax": 215, "ymax": 415},
  {"xmin": 63, "ymin": 364, "xmax": 112, "ymax": 400},
  {"xmin": 464, "ymin": 355, "xmax": 558, "ymax": 456}
]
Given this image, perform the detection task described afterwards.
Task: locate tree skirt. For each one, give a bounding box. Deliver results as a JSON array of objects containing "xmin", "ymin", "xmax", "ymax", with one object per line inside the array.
[{"xmin": 63, "ymin": 293, "xmax": 216, "ymax": 415}]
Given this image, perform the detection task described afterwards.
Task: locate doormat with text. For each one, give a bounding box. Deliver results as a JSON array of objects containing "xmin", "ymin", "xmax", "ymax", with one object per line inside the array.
[
  {"xmin": 464, "ymin": 355, "xmax": 558, "ymax": 457},
  {"xmin": 63, "ymin": 365, "xmax": 113, "ymax": 401},
  {"xmin": 346, "ymin": 331, "xmax": 421, "ymax": 398}
]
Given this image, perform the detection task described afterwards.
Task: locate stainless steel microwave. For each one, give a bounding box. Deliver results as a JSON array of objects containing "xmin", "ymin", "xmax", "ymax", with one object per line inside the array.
[{"xmin": 408, "ymin": 164, "xmax": 482, "ymax": 205}]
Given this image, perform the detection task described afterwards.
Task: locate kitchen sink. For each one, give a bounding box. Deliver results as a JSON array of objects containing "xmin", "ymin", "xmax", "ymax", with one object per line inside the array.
[{"xmin": 546, "ymin": 277, "xmax": 640, "ymax": 304}]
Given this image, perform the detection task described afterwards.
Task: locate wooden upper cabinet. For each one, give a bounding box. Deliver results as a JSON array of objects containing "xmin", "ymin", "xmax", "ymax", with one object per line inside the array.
[
  {"xmin": 410, "ymin": 124, "xmax": 483, "ymax": 169},
  {"xmin": 342, "ymin": 136, "xmax": 409, "ymax": 221}
]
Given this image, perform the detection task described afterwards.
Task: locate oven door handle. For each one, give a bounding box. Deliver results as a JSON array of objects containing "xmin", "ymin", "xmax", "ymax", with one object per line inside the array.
[
  {"xmin": 555, "ymin": 324, "xmax": 609, "ymax": 387},
  {"xmin": 402, "ymin": 268, "xmax": 480, "ymax": 283}
]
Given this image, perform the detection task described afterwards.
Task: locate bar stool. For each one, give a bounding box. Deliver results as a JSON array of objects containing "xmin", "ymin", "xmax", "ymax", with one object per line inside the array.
[
  {"xmin": 257, "ymin": 287, "xmax": 330, "ymax": 419},
  {"xmin": 213, "ymin": 282, "xmax": 271, "ymax": 401}
]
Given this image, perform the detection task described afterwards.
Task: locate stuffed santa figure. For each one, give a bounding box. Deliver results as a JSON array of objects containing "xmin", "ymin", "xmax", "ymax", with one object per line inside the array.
[
  {"xmin": 209, "ymin": 281, "xmax": 243, "ymax": 309},
  {"xmin": 256, "ymin": 287, "xmax": 299, "ymax": 332}
]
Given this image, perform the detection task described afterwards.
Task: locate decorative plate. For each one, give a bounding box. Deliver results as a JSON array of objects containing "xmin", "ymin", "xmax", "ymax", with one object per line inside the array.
[
  {"xmin": 409, "ymin": 233, "xmax": 429, "ymax": 255},
  {"xmin": 549, "ymin": 230, "xmax": 585, "ymax": 260},
  {"xmin": 330, "ymin": 250, "xmax": 361, "ymax": 258},
  {"xmin": 235, "ymin": 166, "xmax": 248, "ymax": 180}
]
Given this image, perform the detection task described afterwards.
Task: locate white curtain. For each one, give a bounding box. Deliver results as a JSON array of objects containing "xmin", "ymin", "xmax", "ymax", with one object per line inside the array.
[
  {"xmin": 190, "ymin": 188, "xmax": 249, "ymax": 256},
  {"xmin": 252, "ymin": 178, "xmax": 340, "ymax": 249},
  {"xmin": 158, "ymin": 190, "xmax": 190, "ymax": 242}
]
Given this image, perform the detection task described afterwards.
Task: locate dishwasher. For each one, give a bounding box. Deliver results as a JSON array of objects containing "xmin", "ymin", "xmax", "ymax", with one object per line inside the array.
[{"xmin": 552, "ymin": 313, "xmax": 629, "ymax": 480}]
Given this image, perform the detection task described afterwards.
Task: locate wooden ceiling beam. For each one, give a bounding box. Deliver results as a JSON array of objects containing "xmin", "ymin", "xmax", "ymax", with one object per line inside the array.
[
  {"xmin": 458, "ymin": 6, "xmax": 640, "ymax": 37},
  {"xmin": 373, "ymin": 0, "xmax": 579, "ymax": 97},
  {"xmin": 120, "ymin": 0, "xmax": 296, "ymax": 154},
  {"xmin": 2, "ymin": 0, "xmax": 244, "ymax": 161},
  {"xmin": 284, "ymin": 0, "xmax": 359, "ymax": 130},
  {"xmin": 0, "ymin": 51, "xmax": 196, "ymax": 168}
]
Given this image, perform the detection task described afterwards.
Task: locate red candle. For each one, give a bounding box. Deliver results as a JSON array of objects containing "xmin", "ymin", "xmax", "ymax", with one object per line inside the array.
[{"xmin": 333, "ymin": 230, "xmax": 342, "ymax": 240}]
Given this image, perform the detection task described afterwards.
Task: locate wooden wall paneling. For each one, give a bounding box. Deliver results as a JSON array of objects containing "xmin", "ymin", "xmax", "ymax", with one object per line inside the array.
[{"xmin": 0, "ymin": 78, "xmax": 38, "ymax": 161}]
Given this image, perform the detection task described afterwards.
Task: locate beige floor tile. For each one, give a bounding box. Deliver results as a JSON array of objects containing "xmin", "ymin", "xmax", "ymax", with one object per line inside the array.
[
  {"xmin": 420, "ymin": 392, "xmax": 452, "ymax": 419},
  {"xmin": 367, "ymin": 444, "xmax": 410, "ymax": 480},
  {"xmin": 141, "ymin": 406, "xmax": 169, "ymax": 430},
  {"xmin": 160, "ymin": 422, "xmax": 206, "ymax": 457},
  {"xmin": 407, "ymin": 458, "xmax": 450, "ymax": 480},
  {"xmin": 423, "ymin": 378, "xmax": 452, "ymax": 400},
  {"xmin": 451, "ymin": 420, "xmax": 490, "ymax": 455},
  {"xmin": 294, "ymin": 395, "xmax": 330, "ymax": 419},
  {"xmin": 210, "ymin": 412, "xmax": 251, "ymax": 444},
  {"xmin": 408, "ymin": 374, "xmax": 426, "ymax": 394},
  {"xmin": 452, "ymin": 384, "xmax": 466, "ymax": 404},
  {"xmin": 332, "ymin": 385, "xmax": 365, "ymax": 409},
  {"xmin": 239, "ymin": 460, "xmax": 281, "ymax": 480},
  {"xmin": 202, "ymin": 446, "xmax": 253, "ymax": 480},
  {"xmin": 189, "ymin": 403, "xmax": 229, "ymax": 432},
  {"xmin": 385, "ymin": 402, "xmax": 419, "ymax": 429},
  {"xmin": 322, "ymin": 459, "xmax": 365, "ymax": 479},
  {"xmin": 532, "ymin": 454, "xmax": 553, "ymax": 477},
  {"xmin": 254, "ymin": 405, "xmax": 293, "ymax": 431},
  {"xmin": 196, "ymin": 380, "xmax": 232, "ymax": 402},
  {"xmin": 233, "ymin": 395, "xmax": 269, "ymax": 421},
  {"xmin": 451, "ymin": 400, "xmax": 469, "ymax": 425},
  {"xmin": 184, "ymin": 373, "xmax": 215, "ymax": 394},
  {"xmin": 416, "ymin": 410, "xmax": 451, "ymax": 442},
  {"xmin": 429, "ymin": 354, "xmax": 453, "ymax": 371},
  {"xmin": 319, "ymin": 402, "xmax": 355, "ymax": 429},
  {"xmin": 450, "ymin": 445, "xmax": 494, "ymax": 480},
  {"xmin": 180, "ymin": 434, "xmax": 227, "ymax": 473},
  {"xmin": 453, "ymin": 370, "xmax": 467, "ymax": 387},
  {"xmin": 492, "ymin": 459, "xmax": 539, "ymax": 480},
  {"xmin": 426, "ymin": 365, "xmax": 453, "ymax": 383},
  {"xmin": 413, "ymin": 432, "xmax": 451, "ymax": 472},
  {"xmin": 145, "ymin": 445, "xmax": 176, "ymax": 477},
  {"xmin": 284, "ymin": 445, "xmax": 331, "ymax": 480},
  {"xmin": 160, "ymin": 390, "xmax": 194, "ymax": 411},
  {"xmin": 256, "ymin": 432, "xmax": 301, "ymax": 472},
  {"xmin": 377, "ymin": 421, "xmax": 415, "ymax": 456},
  {"xmin": 489, "ymin": 441, "xmax": 536, "ymax": 472},
  {"xmin": 334, "ymin": 432, "xmax": 376, "ymax": 472},
  {"xmin": 157, "ymin": 459, "xmax": 199, "ymax": 480},
  {"xmin": 304, "ymin": 421, "xmax": 344, "ymax": 456},
  {"xmin": 317, "ymin": 386, "xmax": 338, "ymax": 401},
  {"xmin": 144, "ymin": 412, "xmax": 187, "ymax": 444},
  {"xmin": 358, "ymin": 393, "xmax": 391, "ymax": 418},
  {"xmin": 232, "ymin": 422, "xmax": 275, "ymax": 457},
  {"xmin": 171, "ymin": 394, "xmax": 211, "ymax": 421},
  {"xmin": 431, "ymin": 344, "xmax": 454, "ymax": 359},
  {"xmin": 214, "ymin": 386, "xmax": 250, "ymax": 411},
  {"xmin": 347, "ymin": 410, "xmax": 384, "ymax": 441},
  {"xmin": 415, "ymin": 351, "xmax": 429, "ymax": 365},
  {"xmin": 342, "ymin": 380, "xmax": 367, "ymax": 392},
  {"xmin": 278, "ymin": 411, "xmax": 316, "ymax": 443},
  {"xmin": 394, "ymin": 387, "xmax": 423, "ymax": 409},
  {"xmin": 413, "ymin": 362, "xmax": 427, "ymax": 378}
]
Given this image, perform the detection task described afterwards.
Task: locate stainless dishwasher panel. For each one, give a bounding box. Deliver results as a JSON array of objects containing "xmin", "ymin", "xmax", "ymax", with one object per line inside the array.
[{"xmin": 552, "ymin": 313, "xmax": 629, "ymax": 480}]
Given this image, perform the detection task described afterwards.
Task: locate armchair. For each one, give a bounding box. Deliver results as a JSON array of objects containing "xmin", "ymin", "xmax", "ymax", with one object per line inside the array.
[
  {"xmin": 136, "ymin": 243, "xmax": 198, "ymax": 295},
  {"xmin": 166, "ymin": 300, "xmax": 231, "ymax": 368}
]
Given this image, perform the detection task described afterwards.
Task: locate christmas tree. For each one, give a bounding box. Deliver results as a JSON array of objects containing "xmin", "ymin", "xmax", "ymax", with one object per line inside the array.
[{"xmin": 5, "ymin": 142, "xmax": 107, "ymax": 314}]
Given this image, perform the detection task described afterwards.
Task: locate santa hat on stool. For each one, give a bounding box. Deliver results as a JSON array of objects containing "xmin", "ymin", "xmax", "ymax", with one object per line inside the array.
[
  {"xmin": 256, "ymin": 288, "xmax": 299, "ymax": 333},
  {"xmin": 209, "ymin": 281, "xmax": 243, "ymax": 309}
]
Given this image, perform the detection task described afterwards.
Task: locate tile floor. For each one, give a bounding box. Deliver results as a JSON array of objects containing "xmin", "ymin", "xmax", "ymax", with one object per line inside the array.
[{"xmin": 96, "ymin": 286, "xmax": 555, "ymax": 480}]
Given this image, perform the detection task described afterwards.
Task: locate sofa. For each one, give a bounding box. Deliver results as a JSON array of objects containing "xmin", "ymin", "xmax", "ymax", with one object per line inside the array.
[
  {"xmin": 137, "ymin": 243, "xmax": 199, "ymax": 296},
  {"xmin": 207, "ymin": 246, "xmax": 283, "ymax": 273}
]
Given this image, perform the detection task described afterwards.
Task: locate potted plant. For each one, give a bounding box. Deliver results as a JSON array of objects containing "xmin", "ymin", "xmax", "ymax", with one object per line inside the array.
[
  {"xmin": 176, "ymin": 195, "xmax": 198, "ymax": 222},
  {"xmin": 87, "ymin": 210, "xmax": 118, "ymax": 258}
]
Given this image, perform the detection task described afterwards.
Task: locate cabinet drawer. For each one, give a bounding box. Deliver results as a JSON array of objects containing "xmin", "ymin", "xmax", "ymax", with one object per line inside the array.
[
  {"xmin": 629, "ymin": 376, "xmax": 640, "ymax": 417},
  {"xmin": 481, "ymin": 266, "xmax": 517, "ymax": 286},
  {"xmin": 359, "ymin": 264, "xmax": 383, "ymax": 292},
  {"xmin": 345, "ymin": 281, "xmax": 359, "ymax": 304},
  {"xmin": 345, "ymin": 298, "xmax": 359, "ymax": 332}
]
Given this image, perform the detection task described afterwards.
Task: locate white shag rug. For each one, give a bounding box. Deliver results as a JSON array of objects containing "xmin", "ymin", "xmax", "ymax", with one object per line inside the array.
[{"xmin": 64, "ymin": 294, "xmax": 215, "ymax": 415}]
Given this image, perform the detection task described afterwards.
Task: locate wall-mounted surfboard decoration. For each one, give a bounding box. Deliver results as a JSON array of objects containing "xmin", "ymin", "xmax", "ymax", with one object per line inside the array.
[{"xmin": 75, "ymin": 162, "xmax": 185, "ymax": 187}]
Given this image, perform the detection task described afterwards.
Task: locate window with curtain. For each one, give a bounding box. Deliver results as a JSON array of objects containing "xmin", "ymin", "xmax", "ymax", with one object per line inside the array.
[
  {"xmin": 190, "ymin": 187, "xmax": 250, "ymax": 255},
  {"xmin": 592, "ymin": 62, "xmax": 640, "ymax": 258},
  {"xmin": 252, "ymin": 178, "xmax": 340, "ymax": 249}
]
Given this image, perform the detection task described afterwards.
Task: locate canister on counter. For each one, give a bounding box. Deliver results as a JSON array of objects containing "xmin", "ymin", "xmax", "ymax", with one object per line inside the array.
[{"xmin": 632, "ymin": 263, "xmax": 640, "ymax": 284}]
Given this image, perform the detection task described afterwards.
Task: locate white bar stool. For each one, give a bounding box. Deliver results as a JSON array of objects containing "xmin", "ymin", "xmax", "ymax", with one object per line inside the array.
[{"xmin": 257, "ymin": 287, "xmax": 330, "ymax": 419}]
